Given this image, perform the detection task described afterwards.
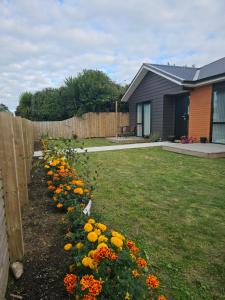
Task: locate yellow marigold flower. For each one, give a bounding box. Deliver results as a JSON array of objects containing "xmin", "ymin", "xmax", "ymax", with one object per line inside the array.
[
  {"xmin": 111, "ymin": 236, "xmax": 123, "ymax": 248},
  {"xmin": 57, "ymin": 203, "xmax": 63, "ymax": 209},
  {"xmin": 98, "ymin": 235, "xmax": 108, "ymax": 243},
  {"xmin": 88, "ymin": 218, "xmax": 95, "ymax": 224},
  {"xmin": 64, "ymin": 243, "xmax": 73, "ymax": 251},
  {"xmin": 96, "ymin": 223, "xmax": 107, "ymax": 232},
  {"xmin": 74, "ymin": 187, "xmax": 84, "ymax": 195},
  {"xmin": 66, "ymin": 185, "xmax": 72, "ymax": 191},
  {"xmin": 44, "ymin": 164, "xmax": 50, "ymax": 168},
  {"xmin": 88, "ymin": 250, "xmax": 96, "ymax": 258},
  {"xmin": 132, "ymin": 269, "xmax": 140, "ymax": 278},
  {"xmin": 87, "ymin": 231, "xmax": 98, "ymax": 242},
  {"xmin": 76, "ymin": 242, "xmax": 84, "ymax": 250},
  {"xmin": 67, "ymin": 206, "xmax": 75, "ymax": 212},
  {"xmin": 94, "ymin": 229, "xmax": 101, "ymax": 236},
  {"xmin": 84, "ymin": 223, "xmax": 93, "ymax": 232},
  {"xmin": 53, "ymin": 196, "xmax": 58, "ymax": 201},
  {"xmin": 111, "ymin": 230, "xmax": 125, "ymax": 240},
  {"xmin": 97, "ymin": 242, "xmax": 108, "ymax": 249},
  {"xmin": 82, "ymin": 257, "xmax": 96, "ymax": 269}
]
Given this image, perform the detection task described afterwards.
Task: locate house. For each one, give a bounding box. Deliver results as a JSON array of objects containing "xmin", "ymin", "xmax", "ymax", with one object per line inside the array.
[{"xmin": 121, "ymin": 57, "xmax": 225, "ymax": 144}]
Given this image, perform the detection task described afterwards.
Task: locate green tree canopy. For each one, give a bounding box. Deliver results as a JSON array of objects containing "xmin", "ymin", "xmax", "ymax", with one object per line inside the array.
[
  {"xmin": 15, "ymin": 92, "xmax": 33, "ymax": 118},
  {"xmin": 15, "ymin": 69, "xmax": 128, "ymax": 121}
]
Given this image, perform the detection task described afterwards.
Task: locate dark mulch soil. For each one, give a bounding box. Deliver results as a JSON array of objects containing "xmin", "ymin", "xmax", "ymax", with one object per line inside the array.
[{"xmin": 6, "ymin": 160, "xmax": 69, "ymax": 300}]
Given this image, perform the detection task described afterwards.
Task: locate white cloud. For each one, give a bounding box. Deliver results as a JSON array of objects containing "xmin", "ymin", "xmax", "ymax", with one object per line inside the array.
[{"xmin": 0, "ymin": 0, "xmax": 225, "ymax": 111}]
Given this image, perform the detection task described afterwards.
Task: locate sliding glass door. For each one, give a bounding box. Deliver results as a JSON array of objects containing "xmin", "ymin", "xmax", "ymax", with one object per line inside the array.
[
  {"xmin": 212, "ymin": 86, "xmax": 225, "ymax": 144},
  {"xmin": 136, "ymin": 102, "xmax": 151, "ymax": 137}
]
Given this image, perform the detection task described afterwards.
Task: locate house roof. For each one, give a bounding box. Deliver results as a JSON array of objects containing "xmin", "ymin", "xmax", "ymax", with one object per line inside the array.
[{"xmin": 122, "ymin": 57, "xmax": 225, "ymax": 102}]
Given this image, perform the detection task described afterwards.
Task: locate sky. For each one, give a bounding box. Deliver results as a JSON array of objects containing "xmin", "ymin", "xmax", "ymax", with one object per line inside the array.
[{"xmin": 1, "ymin": 0, "xmax": 225, "ymax": 112}]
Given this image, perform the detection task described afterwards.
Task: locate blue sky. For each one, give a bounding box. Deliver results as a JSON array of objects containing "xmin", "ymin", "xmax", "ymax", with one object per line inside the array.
[{"xmin": 1, "ymin": 0, "xmax": 225, "ymax": 111}]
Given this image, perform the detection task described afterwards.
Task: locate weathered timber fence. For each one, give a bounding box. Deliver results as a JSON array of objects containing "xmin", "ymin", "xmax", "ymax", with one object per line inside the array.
[
  {"xmin": 32, "ymin": 112, "xmax": 129, "ymax": 140},
  {"xmin": 0, "ymin": 112, "xmax": 34, "ymax": 299}
]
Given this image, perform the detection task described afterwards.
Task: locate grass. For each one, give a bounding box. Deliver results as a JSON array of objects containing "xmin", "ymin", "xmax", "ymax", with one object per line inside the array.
[
  {"xmin": 86, "ymin": 147, "xmax": 225, "ymax": 300},
  {"xmin": 48, "ymin": 137, "xmax": 114, "ymax": 148}
]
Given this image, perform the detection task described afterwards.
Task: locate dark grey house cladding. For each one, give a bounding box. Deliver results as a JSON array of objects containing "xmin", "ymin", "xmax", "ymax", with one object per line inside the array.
[
  {"xmin": 128, "ymin": 71, "xmax": 186, "ymax": 139},
  {"xmin": 122, "ymin": 57, "xmax": 225, "ymax": 141}
]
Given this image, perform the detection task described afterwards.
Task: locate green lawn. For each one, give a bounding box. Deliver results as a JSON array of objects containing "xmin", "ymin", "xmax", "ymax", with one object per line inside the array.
[
  {"xmin": 87, "ymin": 148, "xmax": 225, "ymax": 300},
  {"xmin": 48, "ymin": 137, "xmax": 114, "ymax": 148}
]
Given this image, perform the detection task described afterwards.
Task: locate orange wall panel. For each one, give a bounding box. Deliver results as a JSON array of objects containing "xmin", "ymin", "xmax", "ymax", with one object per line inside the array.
[{"xmin": 189, "ymin": 85, "xmax": 212, "ymax": 141}]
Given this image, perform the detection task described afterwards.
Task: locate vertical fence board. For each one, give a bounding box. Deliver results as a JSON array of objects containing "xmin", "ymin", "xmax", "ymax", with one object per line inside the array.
[
  {"xmin": 0, "ymin": 112, "xmax": 24, "ymax": 262},
  {"xmin": 0, "ymin": 171, "xmax": 10, "ymax": 300}
]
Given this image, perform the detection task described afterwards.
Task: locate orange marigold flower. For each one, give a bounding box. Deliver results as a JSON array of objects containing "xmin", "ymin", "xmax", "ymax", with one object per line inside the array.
[
  {"xmin": 146, "ymin": 275, "xmax": 159, "ymax": 289},
  {"xmin": 158, "ymin": 295, "xmax": 167, "ymax": 300},
  {"xmin": 47, "ymin": 170, "xmax": 53, "ymax": 175},
  {"xmin": 47, "ymin": 180, "xmax": 52, "ymax": 185},
  {"xmin": 57, "ymin": 203, "xmax": 63, "ymax": 209},
  {"xmin": 64, "ymin": 273, "xmax": 77, "ymax": 294},
  {"xmin": 136, "ymin": 257, "xmax": 147, "ymax": 268},
  {"xmin": 80, "ymin": 275, "xmax": 94, "ymax": 290},
  {"xmin": 74, "ymin": 187, "xmax": 84, "ymax": 195},
  {"xmin": 89, "ymin": 279, "xmax": 103, "ymax": 296},
  {"xmin": 64, "ymin": 243, "xmax": 73, "ymax": 251},
  {"xmin": 131, "ymin": 245, "xmax": 139, "ymax": 254},
  {"xmin": 127, "ymin": 240, "xmax": 135, "ymax": 249},
  {"xmin": 66, "ymin": 185, "xmax": 72, "ymax": 191},
  {"xmin": 84, "ymin": 188, "xmax": 90, "ymax": 193},
  {"xmin": 55, "ymin": 188, "xmax": 62, "ymax": 194}
]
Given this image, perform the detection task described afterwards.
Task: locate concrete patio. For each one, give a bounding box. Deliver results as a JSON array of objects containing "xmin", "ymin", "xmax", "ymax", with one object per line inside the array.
[{"xmin": 163, "ymin": 143, "xmax": 225, "ymax": 158}]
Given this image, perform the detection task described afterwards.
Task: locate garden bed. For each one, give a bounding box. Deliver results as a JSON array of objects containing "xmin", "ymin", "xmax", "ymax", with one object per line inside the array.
[{"xmin": 6, "ymin": 160, "xmax": 68, "ymax": 299}]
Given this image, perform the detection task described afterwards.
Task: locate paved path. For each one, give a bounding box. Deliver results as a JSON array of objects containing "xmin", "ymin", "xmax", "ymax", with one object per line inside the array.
[{"xmin": 33, "ymin": 141, "xmax": 171, "ymax": 157}]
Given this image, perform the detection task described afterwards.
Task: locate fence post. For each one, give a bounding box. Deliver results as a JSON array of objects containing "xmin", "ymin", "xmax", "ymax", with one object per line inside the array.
[{"xmin": 0, "ymin": 112, "xmax": 24, "ymax": 262}]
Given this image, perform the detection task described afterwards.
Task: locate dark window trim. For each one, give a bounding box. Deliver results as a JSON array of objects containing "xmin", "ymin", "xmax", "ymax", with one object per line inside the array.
[
  {"xmin": 136, "ymin": 101, "xmax": 152, "ymax": 137},
  {"xmin": 210, "ymin": 81, "xmax": 225, "ymax": 144}
]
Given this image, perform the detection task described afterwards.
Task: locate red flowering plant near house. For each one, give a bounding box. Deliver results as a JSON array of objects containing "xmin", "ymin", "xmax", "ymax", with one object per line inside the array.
[{"xmin": 180, "ymin": 136, "xmax": 196, "ymax": 144}]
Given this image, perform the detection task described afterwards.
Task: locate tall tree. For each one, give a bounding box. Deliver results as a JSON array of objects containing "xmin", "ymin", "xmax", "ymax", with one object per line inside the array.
[
  {"xmin": 16, "ymin": 92, "xmax": 33, "ymax": 118},
  {"xmin": 0, "ymin": 103, "xmax": 10, "ymax": 112}
]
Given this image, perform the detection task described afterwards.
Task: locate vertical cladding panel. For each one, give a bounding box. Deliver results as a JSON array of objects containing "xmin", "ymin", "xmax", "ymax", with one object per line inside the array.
[
  {"xmin": 128, "ymin": 71, "xmax": 184, "ymax": 138},
  {"xmin": 189, "ymin": 85, "xmax": 212, "ymax": 141}
]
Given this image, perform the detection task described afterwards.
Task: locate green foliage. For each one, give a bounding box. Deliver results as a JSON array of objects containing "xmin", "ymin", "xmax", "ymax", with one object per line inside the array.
[
  {"xmin": 0, "ymin": 103, "xmax": 10, "ymax": 112},
  {"xmin": 16, "ymin": 70, "xmax": 128, "ymax": 121},
  {"xmin": 15, "ymin": 92, "xmax": 32, "ymax": 118}
]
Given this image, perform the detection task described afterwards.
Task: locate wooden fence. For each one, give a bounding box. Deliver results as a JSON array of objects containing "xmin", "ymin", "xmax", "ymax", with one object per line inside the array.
[
  {"xmin": 32, "ymin": 112, "xmax": 129, "ymax": 140},
  {"xmin": 0, "ymin": 112, "xmax": 34, "ymax": 299}
]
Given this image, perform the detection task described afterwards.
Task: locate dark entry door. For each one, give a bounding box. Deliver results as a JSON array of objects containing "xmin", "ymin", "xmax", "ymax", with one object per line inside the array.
[{"xmin": 174, "ymin": 94, "xmax": 189, "ymax": 138}]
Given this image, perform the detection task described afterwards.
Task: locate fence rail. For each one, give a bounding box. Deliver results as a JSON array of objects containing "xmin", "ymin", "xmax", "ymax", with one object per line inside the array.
[
  {"xmin": 0, "ymin": 112, "xmax": 34, "ymax": 300},
  {"xmin": 32, "ymin": 112, "xmax": 129, "ymax": 140}
]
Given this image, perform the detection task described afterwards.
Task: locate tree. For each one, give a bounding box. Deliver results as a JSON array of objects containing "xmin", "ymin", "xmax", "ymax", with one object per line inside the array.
[
  {"xmin": 15, "ymin": 69, "xmax": 129, "ymax": 121},
  {"xmin": 16, "ymin": 92, "xmax": 33, "ymax": 118},
  {"xmin": 31, "ymin": 88, "xmax": 64, "ymax": 121},
  {"xmin": 65, "ymin": 70, "xmax": 126, "ymax": 115},
  {"xmin": 0, "ymin": 103, "xmax": 10, "ymax": 112}
]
